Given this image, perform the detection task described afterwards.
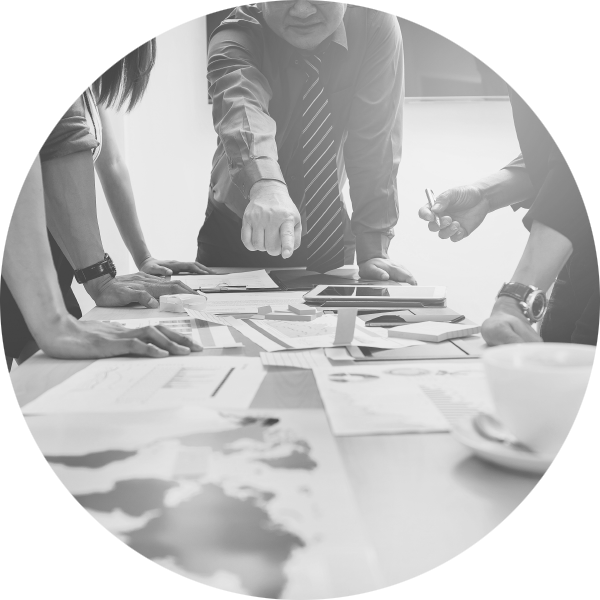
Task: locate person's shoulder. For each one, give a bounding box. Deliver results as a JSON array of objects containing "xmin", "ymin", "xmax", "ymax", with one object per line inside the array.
[
  {"xmin": 345, "ymin": 5, "xmax": 400, "ymax": 39},
  {"xmin": 210, "ymin": 4, "xmax": 266, "ymax": 42}
]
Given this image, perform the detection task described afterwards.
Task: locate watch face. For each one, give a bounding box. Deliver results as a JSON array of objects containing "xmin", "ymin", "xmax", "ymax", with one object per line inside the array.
[{"xmin": 530, "ymin": 291, "xmax": 547, "ymax": 320}]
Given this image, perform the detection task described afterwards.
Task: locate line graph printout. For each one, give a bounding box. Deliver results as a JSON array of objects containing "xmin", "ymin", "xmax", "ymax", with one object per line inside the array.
[{"xmin": 22, "ymin": 357, "xmax": 265, "ymax": 415}]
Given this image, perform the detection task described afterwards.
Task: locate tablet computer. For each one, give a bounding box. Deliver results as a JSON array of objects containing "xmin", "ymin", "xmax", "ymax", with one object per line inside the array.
[{"xmin": 304, "ymin": 285, "xmax": 446, "ymax": 307}]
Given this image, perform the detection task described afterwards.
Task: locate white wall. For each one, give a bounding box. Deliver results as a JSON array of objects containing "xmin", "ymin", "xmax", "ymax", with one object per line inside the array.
[{"xmin": 125, "ymin": 17, "xmax": 214, "ymax": 265}]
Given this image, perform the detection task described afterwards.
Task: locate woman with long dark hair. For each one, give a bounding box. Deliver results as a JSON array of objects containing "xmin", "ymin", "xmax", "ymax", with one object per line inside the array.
[{"xmin": 73, "ymin": 0, "xmax": 211, "ymax": 275}]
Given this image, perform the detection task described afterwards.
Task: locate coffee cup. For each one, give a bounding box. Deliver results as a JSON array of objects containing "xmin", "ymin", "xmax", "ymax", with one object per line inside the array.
[{"xmin": 482, "ymin": 343, "xmax": 595, "ymax": 456}]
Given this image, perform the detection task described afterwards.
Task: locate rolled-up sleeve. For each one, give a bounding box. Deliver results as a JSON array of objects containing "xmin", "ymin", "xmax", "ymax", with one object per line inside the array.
[
  {"xmin": 208, "ymin": 22, "xmax": 286, "ymax": 199},
  {"xmin": 343, "ymin": 12, "xmax": 403, "ymax": 263},
  {"xmin": 523, "ymin": 0, "xmax": 600, "ymax": 246},
  {"xmin": 29, "ymin": 8, "xmax": 98, "ymax": 161},
  {"xmin": 0, "ymin": 0, "xmax": 41, "ymax": 140}
]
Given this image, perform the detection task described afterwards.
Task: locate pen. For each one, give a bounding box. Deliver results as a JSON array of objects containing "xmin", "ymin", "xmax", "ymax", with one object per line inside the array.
[
  {"xmin": 450, "ymin": 315, "xmax": 466, "ymax": 323},
  {"xmin": 425, "ymin": 189, "xmax": 441, "ymax": 227}
]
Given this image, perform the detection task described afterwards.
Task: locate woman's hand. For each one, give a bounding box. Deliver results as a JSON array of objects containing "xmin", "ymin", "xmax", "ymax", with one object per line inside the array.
[{"xmin": 139, "ymin": 257, "xmax": 215, "ymax": 276}]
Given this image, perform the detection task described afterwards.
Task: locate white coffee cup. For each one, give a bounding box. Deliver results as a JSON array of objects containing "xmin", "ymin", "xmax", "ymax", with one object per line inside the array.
[{"xmin": 482, "ymin": 343, "xmax": 596, "ymax": 456}]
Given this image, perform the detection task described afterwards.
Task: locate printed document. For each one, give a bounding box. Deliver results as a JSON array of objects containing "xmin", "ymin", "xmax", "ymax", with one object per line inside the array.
[
  {"xmin": 22, "ymin": 356, "xmax": 265, "ymax": 414},
  {"xmin": 313, "ymin": 361, "xmax": 494, "ymax": 436}
]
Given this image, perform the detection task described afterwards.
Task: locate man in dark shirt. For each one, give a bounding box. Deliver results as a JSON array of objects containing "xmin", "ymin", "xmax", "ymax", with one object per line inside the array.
[
  {"xmin": 419, "ymin": 88, "xmax": 598, "ymax": 346},
  {"xmin": 197, "ymin": 1, "xmax": 416, "ymax": 283}
]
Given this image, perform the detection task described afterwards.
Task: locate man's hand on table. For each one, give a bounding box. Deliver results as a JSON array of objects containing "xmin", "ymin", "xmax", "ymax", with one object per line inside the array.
[
  {"xmin": 84, "ymin": 273, "xmax": 199, "ymax": 309},
  {"xmin": 418, "ymin": 186, "xmax": 490, "ymax": 242},
  {"xmin": 358, "ymin": 257, "xmax": 417, "ymax": 284},
  {"xmin": 481, "ymin": 296, "xmax": 543, "ymax": 346},
  {"xmin": 242, "ymin": 180, "xmax": 301, "ymax": 258},
  {"xmin": 36, "ymin": 316, "xmax": 202, "ymax": 360},
  {"xmin": 138, "ymin": 257, "xmax": 216, "ymax": 277}
]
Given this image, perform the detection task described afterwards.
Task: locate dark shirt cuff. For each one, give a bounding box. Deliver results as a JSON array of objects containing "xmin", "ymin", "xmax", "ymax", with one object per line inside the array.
[
  {"xmin": 523, "ymin": 163, "xmax": 600, "ymax": 247},
  {"xmin": 232, "ymin": 156, "xmax": 286, "ymax": 199},
  {"xmin": 356, "ymin": 232, "xmax": 392, "ymax": 264},
  {"xmin": 40, "ymin": 98, "xmax": 99, "ymax": 162},
  {"xmin": 0, "ymin": 81, "xmax": 42, "ymax": 141}
]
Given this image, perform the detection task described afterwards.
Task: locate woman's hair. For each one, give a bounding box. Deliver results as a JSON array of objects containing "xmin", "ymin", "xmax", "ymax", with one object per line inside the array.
[{"xmin": 75, "ymin": 0, "xmax": 156, "ymax": 111}]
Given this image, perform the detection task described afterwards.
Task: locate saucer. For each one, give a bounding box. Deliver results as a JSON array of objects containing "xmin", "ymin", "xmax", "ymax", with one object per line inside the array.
[{"xmin": 451, "ymin": 414, "xmax": 554, "ymax": 475}]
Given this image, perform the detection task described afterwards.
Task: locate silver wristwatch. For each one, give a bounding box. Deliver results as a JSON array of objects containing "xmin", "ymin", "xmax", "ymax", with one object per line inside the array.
[{"xmin": 497, "ymin": 282, "xmax": 547, "ymax": 323}]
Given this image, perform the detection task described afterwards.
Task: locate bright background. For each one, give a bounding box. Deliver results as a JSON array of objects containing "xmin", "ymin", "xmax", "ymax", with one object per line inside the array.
[{"xmin": 81, "ymin": 14, "xmax": 527, "ymax": 325}]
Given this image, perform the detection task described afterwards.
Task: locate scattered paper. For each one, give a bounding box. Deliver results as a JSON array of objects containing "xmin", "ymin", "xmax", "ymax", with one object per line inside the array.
[
  {"xmin": 260, "ymin": 349, "xmax": 331, "ymax": 369},
  {"xmin": 171, "ymin": 270, "xmax": 278, "ymax": 291},
  {"xmin": 107, "ymin": 317, "xmax": 241, "ymax": 349},
  {"xmin": 203, "ymin": 291, "xmax": 306, "ymax": 314},
  {"xmin": 224, "ymin": 317, "xmax": 286, "ymax": 352},
  {"xmin": 313, "ymin": 360, "xmax": 493, "ymax": 436},
  {"xmin": 324, "ymin": 347, "xmax": 354, "ymax": 362},
  {"xmin": 245, "ymin": 314, "xmax": 427, "ymax": 351},
  {"xmin": 22, "ymin": 356, "xmax": 266, "ymax": 414},
  {"xmin": 185, "ymin": 309, "xmax": 230, "ymax": 326}
]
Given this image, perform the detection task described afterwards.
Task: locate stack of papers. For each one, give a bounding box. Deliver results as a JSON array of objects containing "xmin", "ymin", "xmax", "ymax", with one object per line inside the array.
[
  {"xmin": 171, "ymin": 269, "xmax": 278, "ymax": 291},
  {"xmin": 388, "ymin": 321, "xmax": 481, "ymax": 342}
]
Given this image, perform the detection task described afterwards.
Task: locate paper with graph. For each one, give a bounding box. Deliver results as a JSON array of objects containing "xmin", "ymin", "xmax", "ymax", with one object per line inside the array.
[{"xmin": 22, "ymin": 356, "xmax": 265, "ymax": 414}]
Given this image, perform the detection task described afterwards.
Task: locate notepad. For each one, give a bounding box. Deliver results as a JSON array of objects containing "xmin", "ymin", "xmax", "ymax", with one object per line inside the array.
[{"xmin": 387, "ymin": 321, "xmax": 481, "ymax": 343}]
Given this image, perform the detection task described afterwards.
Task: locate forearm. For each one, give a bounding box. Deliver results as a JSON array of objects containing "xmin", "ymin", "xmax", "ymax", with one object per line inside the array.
[
  {"xmin": 473, "ymin": 156, "xmax": 535, "ymax": 212},
  {"xmin": 41, "ymin": 150, "xmax": 115, "ymax": 301},
  {"xmin": 95, "ymin": 158, "xmax": 151, "ymax": 268},
  {"xmin": 2, "ymin": 157, "xmax": 71, "ymax": 343},
  {"xmin": 508, "ymin": 220, "xmax": 573, "ymax": 292}
]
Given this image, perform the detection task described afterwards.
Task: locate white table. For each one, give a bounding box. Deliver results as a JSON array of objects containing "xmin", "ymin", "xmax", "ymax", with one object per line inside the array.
[{"xmin": 11, "ymin": 301, "xmax": 540, "ymax": 586}]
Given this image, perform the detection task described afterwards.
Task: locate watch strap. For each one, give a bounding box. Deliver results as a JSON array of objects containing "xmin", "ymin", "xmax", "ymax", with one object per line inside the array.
[
  {"xmin": 74, "ymin": 254, "xmax": 117, "ymax": 284},
  {"xmin": 497, "ymin": 281, "xmax": 533, "ymax": 302}
]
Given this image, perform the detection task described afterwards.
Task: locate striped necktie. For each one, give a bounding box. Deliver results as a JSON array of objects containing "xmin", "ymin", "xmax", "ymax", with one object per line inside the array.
[{"xmin": 301, "ymin": 54, "xmax": 345, "ymax": 273}]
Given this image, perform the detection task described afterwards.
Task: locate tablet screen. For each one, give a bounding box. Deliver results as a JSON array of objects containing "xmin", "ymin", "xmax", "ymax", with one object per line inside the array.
[{"xmin": 317, "ymin": 286, "xmax": 440, "ymax": 298}]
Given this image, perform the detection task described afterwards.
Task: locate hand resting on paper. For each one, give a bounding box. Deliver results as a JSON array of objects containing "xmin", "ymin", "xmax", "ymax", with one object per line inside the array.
[
  {"xmin": 481, "ymin": 296, "xmax": 543, "ymax": 346},
  {"xmin": 34, "ymin": 316, "xmax": 202, "ymax": 360},
  {"xmin": 84, "ymin": 272, "xmax": 199, "ymax": 309}
]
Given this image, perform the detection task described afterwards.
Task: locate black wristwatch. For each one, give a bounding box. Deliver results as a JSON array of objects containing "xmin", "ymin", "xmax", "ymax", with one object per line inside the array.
[
  {"xmin": 74, "ymin": 254, "xmax": 117, "ymax": 284},
  {"xmin": 497, "ymin": 282, "xmax": 547, "ymax": 323}
]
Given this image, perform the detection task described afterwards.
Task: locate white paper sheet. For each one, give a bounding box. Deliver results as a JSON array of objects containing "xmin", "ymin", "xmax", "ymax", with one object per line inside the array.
[
  {"xmin": 313, "ymin": 360, "xmax": 494, "ymax": 436},
  {"xmin": 25, "ymin": 408, "xmax": 382, "ymax": 597},
  {"xmin": 171, "ymin": 269, "xmax": 278, "ymax": 291},
  {"xmin": 202, "ymin": 291, "xmax": 306, "ymax": 314},
  {"xmin": 22, "ymin": 356, "xmax": 265, "ymax": 414},
  {"xmin": 260, "ymin": 349, "xmax": 331, "ymax": 369},
  {"xmin": 246, "ymin": 314, "xmax": 426, "ymax": 351},
  {"xmin": 107, "ymin": 317, "xmax": 242, "ymax": 349}
]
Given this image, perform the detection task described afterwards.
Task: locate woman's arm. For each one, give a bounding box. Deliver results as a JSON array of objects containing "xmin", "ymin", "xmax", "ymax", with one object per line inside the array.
[{"xmin": 94, "ymin": 107, "xmax": 213, "ymax": 275}]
